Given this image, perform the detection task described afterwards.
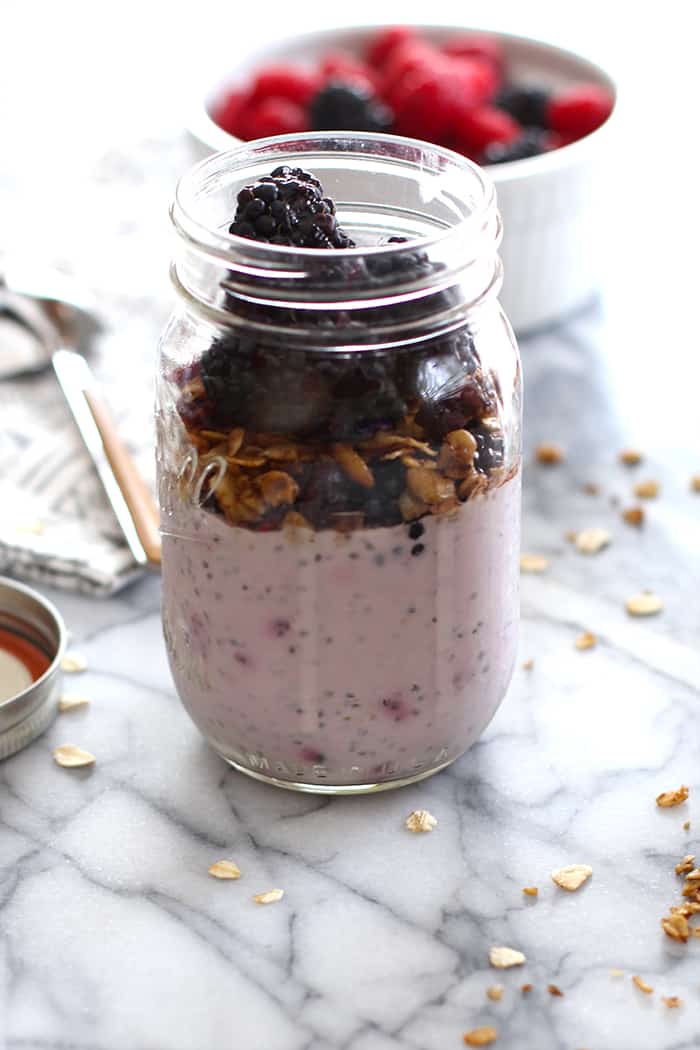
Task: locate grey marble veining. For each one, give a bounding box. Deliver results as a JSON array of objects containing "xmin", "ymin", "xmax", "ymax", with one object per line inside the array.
[{"xmin": 2, "ymin": 129, "xmax": 700, "ymax": 1050}]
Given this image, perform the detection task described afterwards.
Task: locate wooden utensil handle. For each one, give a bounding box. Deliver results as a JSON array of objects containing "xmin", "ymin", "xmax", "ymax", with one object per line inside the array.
[{"xmin": 84, "ymin": 389, "xmax": 161, "ymax": 566}]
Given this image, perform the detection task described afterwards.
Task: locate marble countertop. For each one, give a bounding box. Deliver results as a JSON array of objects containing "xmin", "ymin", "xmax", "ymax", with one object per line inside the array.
[{"xmin": 2, "ymin": 12, "xmax": 700, "ymax": 1047}]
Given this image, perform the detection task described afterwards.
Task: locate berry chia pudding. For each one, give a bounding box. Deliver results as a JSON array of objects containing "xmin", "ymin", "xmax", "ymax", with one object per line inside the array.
[{"xmin": 157, "ymin": 135, "xmax": 522, "ymax": 792}]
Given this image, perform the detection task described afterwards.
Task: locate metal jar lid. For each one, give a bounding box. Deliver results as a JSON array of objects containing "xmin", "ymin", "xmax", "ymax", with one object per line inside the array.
[{"xmin": 0, "ymin": 576, "xmax": 67, "ymax": 760}]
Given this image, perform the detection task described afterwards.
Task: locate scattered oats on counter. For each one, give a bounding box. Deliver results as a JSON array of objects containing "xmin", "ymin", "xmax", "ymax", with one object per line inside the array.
[
  {"xmin": 535, "ymin": 443, "xmax": 565, "ymax": 465},
  {"xmin": 619, "ymin": 449, "xmax": 643, "ymax": 466},
  {"xmin": 463, "ymin": 1026, "xmax": 498, "ymax": 1046},
  {"xmin": 633, "ymin": 479, "xmax": 659, "ymax": 499},
  {"xmin": 662, "ymin": 996, "xmax": 683, "ymax": 1008},
  {"xmin": 486, "ymin": 985, "xmax": 503, "ymax": 1002},
  {"xmin": 575, "ymin": 631, "xmax": 597, "ymax": 651},
  {"xmin": 551, "ymin": 864, "xmax": 593, "ymax": 891},
  {"xmin": 60, "ymin": 652, "xmax": 87, "ymax": 673},
  {"xmin": 519, "ymin": 553, "xmax": 549, "ymax": 573},
  {"xmin": 208, "ymin": 860, "xmax": 241, "ymax": 880},
  {"xmin": 575, "ymin": 528, "xmax": 611, "ymax": 554},
  {"xmin": 57, "ymin": 694, "xmax": 90, "ymax": 712},
  {"xmin": 522, "ymin": 659, "xmax": 535, "ymax": 671},
  {"xmin": 675, "ymin": 854, "xmax": 695, "ymax": 876},
  {"xmin": 656, "ymin": 785, "xmax": 689, "ymax": 808},
  {"xmin": 626, "ymin": 592, "xmax": 663, "ymax": 617},
  {"xmin": 522, "ymin": 886, "xmax": 538, "ymax": 897},
  {"xmin": 489, "ymin": 946, "xmax": 525, "ymax": 969},
  {"xmin": 661, "ymin": 913, "xmax": 689, "ymax": 942},
  {"xmin": 405, "ymin": 809, "xmax": 438, "ymax": 833},
  {"xmin": 691, "ymin": 475, "xmax": 700, "ymax": 493},
  {"xmin": 53, "ymin": 745, "xmax": 95, "ymax": 768},
  {"xmin": 547, "ymin": 984, "xmax": 564, "ymax": 997},
  {"xmin": 253, "ymin": 888, "xmax": 284, "ymax": 904},
  {"xmin": 622, "ymin": 506, "xmax": 645, "ymax": 526},
  {"xmin": 632, "ymin": 975, "xmax": 653, "ymax": 994}
]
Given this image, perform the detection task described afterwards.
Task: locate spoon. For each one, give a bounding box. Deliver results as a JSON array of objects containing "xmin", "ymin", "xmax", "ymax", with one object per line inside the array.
[{"xmin": 0, "ymin": 265, "xmax": 161, "ymax": 568}]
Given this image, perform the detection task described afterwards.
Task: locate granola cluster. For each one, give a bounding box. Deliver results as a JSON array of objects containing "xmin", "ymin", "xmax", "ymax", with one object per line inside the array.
[{"xmin": 174, "ymin": 350, "xmax": 508, "ymax": 532}]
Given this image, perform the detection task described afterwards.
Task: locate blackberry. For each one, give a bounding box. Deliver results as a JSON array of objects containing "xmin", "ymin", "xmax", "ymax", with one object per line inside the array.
[
  {"xmin": 495, "ymin": 86, "xmax": 551, "ymax": 128},
  {"xmin": 482, "ymin": 127, "xmax": 551, "ymax": 165},
  {"xmin": 310, "ymin": 81, "xmax": 393, "ymax": 134},
  {"xmin": 229, "ymin": 166, "xmax": 355, "ymax": 248}
]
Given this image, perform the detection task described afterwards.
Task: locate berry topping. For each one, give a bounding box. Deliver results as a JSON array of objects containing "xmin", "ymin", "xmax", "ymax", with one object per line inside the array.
[
  {"xmin": 366, "ymin": 25, "xmax": 418, "ymax": 68},
  {"xmin": 453, "ymin": 105, "xmax": 521, "ymax": 158},
  {"xmin": 249, "ymin": 64, "xmax": 319, "ymax": 106},
  {"xmin": 547, "ymin": 84, "xmax": 614, "ymax": 139},
  {"xmin": 495, "ymin": 85, "xmax": 551, "ymax": 127},
  {"xmin": 310, "ymin": 81, "xmax": 393, "ymax": 133},
  {"xmin": 482, "ymin": 127, "xmax": 553, "ymax": 165},
  {"xmin": 229, "ymin": 167, "xmax": 355, "ymax": 248}
]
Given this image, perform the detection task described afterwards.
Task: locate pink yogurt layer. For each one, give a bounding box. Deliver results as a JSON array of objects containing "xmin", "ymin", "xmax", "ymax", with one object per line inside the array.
[{"xmin": 162, "ymin": 472, "xmax": 520, "ymax": 788}]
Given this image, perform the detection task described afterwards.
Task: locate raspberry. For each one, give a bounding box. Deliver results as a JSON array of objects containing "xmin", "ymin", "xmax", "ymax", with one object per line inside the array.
[
  {"xmin": 391, "ymin": 68, "xmax": 457, "ymax": 141},
  {"xmin": 320, "ymin": 52, "xmax": 379, "ymax": 93},
  {"xmin": 366, "ymin": 25, "xmax": 418, "ymax": 68},
  {"xmin": 211, "ymin": 89, "xmax": 248, "ymax": 136},
  {"xmin": 546, "ymin": 85, "xmax": 614, "ymax": 139},
  {"xmin": 443, "ymin": 33, "xmax": 504, "ymax": 73},
  {"xmin": 250, "ymin": 64, "xmax": 319, "ymax": 106},
  {"xmin": 381, "ymin": 40, "xmax": 445, "ymax": 102},
  {"xmin": 238, "ymin": 98, "xmax": 308, "ymax": 140},
  {"xmin": 450, "ymin": 56, "xmax": 500, "ymax": 107},
  {"xmin": 453, "ymin": 105, "xmax": 520, "ymax": 157}
]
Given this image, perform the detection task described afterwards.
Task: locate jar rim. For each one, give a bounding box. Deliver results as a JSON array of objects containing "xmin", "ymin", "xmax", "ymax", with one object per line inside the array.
[{"xmin": 172, "ymin": 131, "xmax": 498, "ymax": 268}]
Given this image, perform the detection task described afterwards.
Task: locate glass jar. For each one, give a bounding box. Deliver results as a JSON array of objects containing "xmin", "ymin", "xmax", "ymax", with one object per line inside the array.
[{"xmin": 157, "ymin": 133, "xmax": 521, "ymax": 794}]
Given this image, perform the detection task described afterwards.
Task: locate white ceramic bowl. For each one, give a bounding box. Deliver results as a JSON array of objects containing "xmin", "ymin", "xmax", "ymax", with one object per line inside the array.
[{"xmin": 187, "ymin": 25, "xmax": 616, "ymax": 334}]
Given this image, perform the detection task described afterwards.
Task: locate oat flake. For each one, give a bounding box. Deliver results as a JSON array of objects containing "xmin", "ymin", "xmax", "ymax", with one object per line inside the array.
[
  {"xmin": 575, "ymin": 528, "xmax": 611, "ymax": 554},
  {"xmin": 632, "ymin": 975, "xmax": 653, "ymax": 994},
  {"xmin": 253, "ymin": 888, "xmax": 284, "ymax": 905},
  {"xmin": 520, "ymin": 553, "xmax": 548, "ymax": 573},
  {"xmin": 662, "ymin": 996, "xmax": 683, "ymax": 1008},
  {"xmin": 58, "ymin": 694, "xmax": 90, "ymax": 712},
  {"xmin": 522, "ymin": 659, "xmax": 535, "ymax": 671},
  {"xmin": 609, "ymin": 969, "xmax": 624, "ymax": 978},
  {"xmin": 405, "ymin": 809, "xmax": 438, "ymax": 833},
  {"xmin": 626, "ymin": 592, "xmax": 663, "ymax": 617},
  {"xmin": 691, "ymin": 475, "xmax": 700, "ymax": 493},
  {"xmin": 60, "ymin": 652, "xmax": 87, "ymax": 673},
  {"xmin": 675, "ymin": 854, "xmax": 695, "ymax": 876},
  {"xmin": 53, "ymin": 745, "xmax": 95, "ymax": 768},
  {"xmin": 633, "ymin": 480, "xmax": 659, "ymax": 499},
  {"xmin": 551, "ymin": 864, "xmax": 593, "ymax": 891},
  {"xmin": 619, "ymin": 449, "xmax": 643, "ymax": 466},
  {"xmin": 535, "ymin": 443, "xmax": 565, "ymax": 465},
  {"xmin": 489, "ymin": 946, "xmax": 525, "ymax": 969},
  {"xmin": 522, "ymin": 886, "xmax": 538, "ymax": 897},
  {"xmin": 208, "ymin": 860, "xmax": 241, "ymax": 880},
  {"xmin": 463, "ymin": 1026, "xmax": 498, "ymax": 1046},
  {"xmin": 486, "ymin": 985, "xmax": 503, "ymax": 1001},
  {"xmin": 547, "ymin": 984, "xmax": 564, "ymax": 997},
  {"xmin": 661, "ymin": 913, "xmax": 689, "ymax": 942},
  {"xmin": 622, "ymin": 506, "xmax": 645, "ymax": 526},
  {"xmin": 656, "ymin": 785, "xmax": 689, "ymax": 808},
  {"xmin": 575, "ymin": 631, "xmax": 597, "ymax": 651},
  {"xmin": 521, "ymin": 983, "xmax": 533, "ymax": 994}
]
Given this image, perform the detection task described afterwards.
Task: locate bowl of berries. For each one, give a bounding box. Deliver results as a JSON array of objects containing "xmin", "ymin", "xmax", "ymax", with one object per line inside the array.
[{"xmin": 188, "ymin": 24, "xmax": 616, "ymax": 334}]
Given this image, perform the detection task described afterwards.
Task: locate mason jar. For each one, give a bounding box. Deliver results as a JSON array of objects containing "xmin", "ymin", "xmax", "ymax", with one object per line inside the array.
[{"xmin": 157, "ymin": 133, "xmax": 521, "ymax": 794}]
